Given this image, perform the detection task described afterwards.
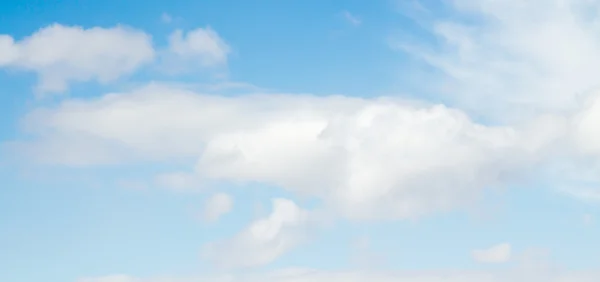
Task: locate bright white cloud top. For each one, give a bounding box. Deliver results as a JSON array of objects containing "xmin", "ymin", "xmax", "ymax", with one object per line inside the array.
[{"xmin": 167, "ymin": 27, "xmax": 230, "ymax": 67}]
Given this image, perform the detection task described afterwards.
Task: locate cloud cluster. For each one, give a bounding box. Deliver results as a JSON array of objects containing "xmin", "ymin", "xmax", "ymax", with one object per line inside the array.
[
  {"xmin": 6, "ymin": 0, "xmax": 600, "ymax": 276},
  {"xmin": 10, "ymin": 1, "xmax": 600, "ymax": 221},
  {"xmin": 15, "ymin": 83, "xmax": 547, "ymax": 221},
  {"xmin": 0, "ymin": 24, "xmax": 229, "ymax": 94},
  {"xmin": 9, "ymin": 1, "xmax": 600, "ymax": 222},
  {"xmin": 392, "ymin": 0, "xmax": 600, "ymax": 199}
]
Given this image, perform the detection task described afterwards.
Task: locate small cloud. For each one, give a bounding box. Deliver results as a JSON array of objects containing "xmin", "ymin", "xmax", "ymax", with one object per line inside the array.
[
  {"xmin": 341, "ymin": 10, "xmax": 361, "ymax": 26},
  {"xmin": 161, "ymin": 13, "xmax": 173, "ymax": 24},
  {"xmin": 202, "ymin": 198, "xmax": 314, "ymax": 268},
  {"xmin": 161, "ymin": 27, "xmax": 230, "ymax": 74},
  {"xmin": 202, "ymin": 193, "xmax": 234, "ymax": 223},
  {"xmin": 471, "ymin": 243, "xmax": 511, "ymax": 264}
]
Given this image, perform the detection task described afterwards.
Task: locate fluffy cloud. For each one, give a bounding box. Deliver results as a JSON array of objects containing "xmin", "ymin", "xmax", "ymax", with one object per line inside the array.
[
  {"xmin": 471, "ymin": 243, "xmax": 512, "ymax": 264},
  {"xmin": 0, "ymin": 24, "xmax": 154, "ymax": 94},
  {"xmin": 0, "ymin": 24, "xmax": 232, "ymax": 94},
  {"xmin": 14, "ymin": 83, "xmax": 547, "ymax": 220},
  {"xmin": 5, "ymin": 3, "xmax": 600, "ymax": 279},
  {"xmin": 202, "ymin": 198, "xmax": 313, "ymax": 268},
  {"xmin": 165, "ymin": 27, "xmax": 230, "ymax": 70},
  {"xmin": 203, "ymin": 193, "xmax": 234, "ymax": 222}
]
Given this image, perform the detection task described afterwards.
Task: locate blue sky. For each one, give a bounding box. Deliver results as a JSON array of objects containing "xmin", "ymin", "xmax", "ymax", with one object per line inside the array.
[{"xmin": 2, "ymin": 1, "xmax": 600, "ymax": 282}]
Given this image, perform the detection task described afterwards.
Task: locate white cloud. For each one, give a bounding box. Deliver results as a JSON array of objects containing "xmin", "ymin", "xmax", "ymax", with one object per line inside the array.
[
  {"xmin": 0, "ymin": 24, "xmax": 154, "ymax": 94},
  {"xmin": 13, "ymin": 83, "xmax": 547, "ymax": 220},
  {"xmin": 166, "ymin": 27, "xmax": 230, "ymax": 68},
  {"xmin": 202, "ymin": 198, "xmax": 313, "ymax": 268},
  {"xmin": 0, "ymin": 35, "xmax": 19, "ymax": 65},
  {"xmin": 12, "ymin": 1, "xmax": 600, "ymax": 221},
  {"xmin": 7, "ymin": 6, "xmax": 600, "ymax": 282},
  {"xmin": 395, "ymin": 0, "xmax": 600, "ymax": 123},
  {"xmin": 572, "ymin": 91, "xmax": 600, "ymax": 156},
  {"xmin": 342, "ymin": 11, "xmax": 362, "ymax": 26},
  {"xmin": 392, "ymin": 0, "xmax": 600, "ymax": 200},
  {"xmin": 471, "ymin": 243, "xmax": 512, "ymax": 264},
  {"xmin": 203, "ymin": 193, "xmax": 233, "ymax": 222},
  {"xmin": 7, "ymin": 0, "xmax": 600, "ymax": 225}
]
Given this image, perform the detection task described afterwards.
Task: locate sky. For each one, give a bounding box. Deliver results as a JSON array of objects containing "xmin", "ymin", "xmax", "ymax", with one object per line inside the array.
[{"xmin": 1, "ymin": 0, "xmax": 600, "ymax": 281}]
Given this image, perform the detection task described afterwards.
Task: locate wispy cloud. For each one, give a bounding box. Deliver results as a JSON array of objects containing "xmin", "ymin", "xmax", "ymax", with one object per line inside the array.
[
  {"xmin": 471, "ymin": 243, "xmax": 512, "ymax": 264},
  {"xmin": 202, "ymin": 192, "xmax": 234, "ymax": 223},
  {"xmin": 161, "ymin": 12, "xmax": 173, "ymax": 23},
  {"xmin": 341, "ymin": 10, "xmax": 361, "ymax": 26}
]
